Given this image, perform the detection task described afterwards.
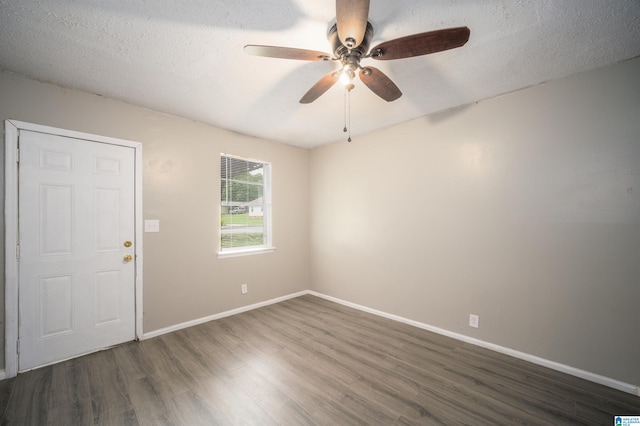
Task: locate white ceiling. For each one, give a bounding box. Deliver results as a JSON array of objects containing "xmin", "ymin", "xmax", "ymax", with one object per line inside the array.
[{"xmin": 1, "ymin": 1, "xmax": 640, "ymax": 149}]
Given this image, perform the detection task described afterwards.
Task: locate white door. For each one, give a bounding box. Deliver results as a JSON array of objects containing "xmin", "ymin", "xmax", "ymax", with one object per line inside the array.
[{"xmin": 18, "ymin": 130, "xmax": 136, "ymax": 371}]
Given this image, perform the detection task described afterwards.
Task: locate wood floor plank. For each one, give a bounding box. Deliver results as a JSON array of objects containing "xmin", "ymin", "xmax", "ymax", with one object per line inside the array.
[
  {"xmin": 125, "ymin": 375, "xmax": 182, "ymax": 426},
  {"xmin": 2, "ymin": 365, "xmax": 53, "ymax": 425},
  {"xmin": 49, "ymin": 357, "xmax": 92, "ymax": 409},
  {"xmin": 440, "ymin": 353, "xmax": 577, "ymax": 423},
  {"xmin": 136, "ymin": 336, "xmax": 197, "ymax": 397},
  {"xmin": 218, "ymin": 313, "xmax": 284, "ymax": 356},
  {"xmin": 111, "ymin": 341, "xmax": 156, "ymax": 382},
  {"xmin": 159, "ymin": 331, "xmax": 224, "ymax": 382},
  {"xmin": 347, "ymin": 376, "xmax": 449, "ymax": 423},
  {"xmin": 226, "ymin": 363, "xmax": 317, "ymax": 425},
  {"xmin": 1, "ymin": 295, "xmax": 639, "ymax": 425},
  {"xmin": 170, "ymin": 390, "xmax": 229, "ymax": 425},
  {"xmin": 325, "ymin": 392, "xmax": 401, "ymax": 425},
  {"xmin": 84, "ymin": 350, "xmax": 135, "ymax": 424},
  {"xmin": 291, "ymin": 325, "xmax": 489, "ymax": 424},
  {"xmin": 249, "ymin": 349, "xmax": 344, "ymax": 408},
  {"xmin": 47, "ymin": 398, "xmax": 93, "ymax": 426},
  {"xmin": 451, "ymin": 344, "xmax": 640, "ymax": 420},
  {"xmin": 195, "ymin": 371, "xmax": 277, "ymax": 426},
  {"xmin": 0, "ymin": 378, "xmax": 15, "ymax": 421},
  {"xmin": 179, "ymin": 324, "xmax": 247, "ymax": 373},
  {"xmin": 94, "ymin": 408, "xmax": 139, "ymax": 426},
  {"xmin": 302, "ymin": 295, "xmax": 464, "ymax": 351}
]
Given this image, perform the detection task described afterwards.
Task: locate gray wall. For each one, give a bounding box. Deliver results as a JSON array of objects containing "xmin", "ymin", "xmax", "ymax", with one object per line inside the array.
[
  {"xmin": 309, "ymin": 58, "xmax": 640, "ymax": 386},
  {"xmin": 0, "ymin": 71, "xmax": 310, "ymax": 368}
]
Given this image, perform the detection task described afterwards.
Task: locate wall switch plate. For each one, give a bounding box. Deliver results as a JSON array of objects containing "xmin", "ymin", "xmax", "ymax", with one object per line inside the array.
[
  {"xmin": 144, "ymin": 219, "xmax": 160, "ymax": 233},
  {"xmin": 469, "ymin": 314, "xmax": 479, "ymax": 328},
  {"xmin": 241, "ymin": 284, "xmax": 248, "ymax": 295}
]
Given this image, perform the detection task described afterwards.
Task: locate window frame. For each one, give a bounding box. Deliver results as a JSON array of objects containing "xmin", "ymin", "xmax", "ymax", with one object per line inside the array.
[{"xmin": 218, "ymin": 153, "xmax": 274, "ymax": 258}]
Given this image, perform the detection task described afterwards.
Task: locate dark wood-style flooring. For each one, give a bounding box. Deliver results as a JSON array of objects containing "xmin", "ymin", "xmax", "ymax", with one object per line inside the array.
[{"xmin": 1, "ymin": 295, "xmax": 639, "ymax": 425}]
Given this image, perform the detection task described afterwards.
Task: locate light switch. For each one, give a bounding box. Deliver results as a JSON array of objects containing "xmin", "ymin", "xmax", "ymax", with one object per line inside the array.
[{"xmin": 144, "ymin": 219, "xmax": 160, "ymax": 233}]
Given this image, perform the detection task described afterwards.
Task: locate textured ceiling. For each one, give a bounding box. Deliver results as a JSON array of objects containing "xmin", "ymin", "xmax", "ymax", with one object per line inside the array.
[{"xmin": 1, "ymin": 0, "xmax": 640, "ymax": 148}]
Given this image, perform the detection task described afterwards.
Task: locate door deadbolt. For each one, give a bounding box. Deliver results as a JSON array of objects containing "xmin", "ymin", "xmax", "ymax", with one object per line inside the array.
[{"xmin": 124, "ymin": 241, "xmax": 132, "ymax": 247}]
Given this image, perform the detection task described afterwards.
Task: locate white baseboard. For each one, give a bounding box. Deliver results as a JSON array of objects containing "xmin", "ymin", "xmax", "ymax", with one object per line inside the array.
[
  {"xmin": 308, "ymin": 291, "xmax": 640, "ymax": 397},
  {"xmin": 139, "ymin": 289, "xmax": 638, "ymax": 397},
  {"xmin": 0, "ymin": 369, "xmax": 5, "ymax": 381},
  {"xmin": 141, "ymin": 291, "xmax": 309, "ymax": 340}
]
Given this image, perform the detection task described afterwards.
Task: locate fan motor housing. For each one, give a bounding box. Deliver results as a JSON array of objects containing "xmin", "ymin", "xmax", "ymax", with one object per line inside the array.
[{"xmin": 328, "ymin": 22, "xmax": 373, "ymax": 59}]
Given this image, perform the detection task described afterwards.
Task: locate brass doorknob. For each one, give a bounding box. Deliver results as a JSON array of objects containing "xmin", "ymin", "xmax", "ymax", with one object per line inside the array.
[
  {"xmin": 124, "ymin": 241, "xmax": 132, "ymax": 247},
  {"xmin": 123, "ymin": 254, "xmax": 133, "ymax": 262}
]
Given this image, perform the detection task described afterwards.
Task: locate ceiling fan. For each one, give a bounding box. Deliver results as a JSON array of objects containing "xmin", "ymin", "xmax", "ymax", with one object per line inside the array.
[{"xmin": 244, "ymin": 0, "xmax": 470, "ymax": 104}]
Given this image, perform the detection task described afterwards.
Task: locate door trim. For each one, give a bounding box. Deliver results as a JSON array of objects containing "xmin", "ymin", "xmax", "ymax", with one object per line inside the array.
[{"xmin": 4, "ymin": 119, "xmax": 143, "ymax": 378}]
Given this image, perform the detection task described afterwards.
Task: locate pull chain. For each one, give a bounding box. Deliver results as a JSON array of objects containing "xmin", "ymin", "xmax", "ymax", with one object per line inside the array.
[
  {"xmin": 343, "ymin": 88, "xmax": 352, "ymax": 142},
  {"xmin": 347, "ymin": 89, "xmax": 351, "ymax": 142},
  {"xmin": 343, "ymin": 88, "xmax": 348, "ymax": 135}
]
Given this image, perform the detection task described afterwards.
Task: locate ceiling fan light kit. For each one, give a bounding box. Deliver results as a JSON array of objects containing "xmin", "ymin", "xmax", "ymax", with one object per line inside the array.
[{"xmin": 244, "ymin": 0, "xmax": 470, "ymax": 139}]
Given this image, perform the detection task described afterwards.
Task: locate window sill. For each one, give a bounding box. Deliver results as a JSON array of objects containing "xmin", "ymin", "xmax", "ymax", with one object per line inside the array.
[{"xmin": 217, "ymin": 246, "xmax": 276, "ymax": 259}]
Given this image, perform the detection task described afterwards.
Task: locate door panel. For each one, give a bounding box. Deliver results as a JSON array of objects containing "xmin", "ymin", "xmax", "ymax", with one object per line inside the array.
[
  {"xmin": 94, "ymin": 269, "xmax": 122, "ymax": 326},
  {"xmin": 40, "ymin": 184, "xmax": 74, "ymax": 255},
  {"xmin": 39, "ymin": 274, "xmax": 74, "ymax": 338},
  {"xmin": 95, "ymin": 188, "xmax": 121, "ymax": 251},
  {"xmin": 18, "ymin": 130, "xmax": 136, "ymax": 371}
]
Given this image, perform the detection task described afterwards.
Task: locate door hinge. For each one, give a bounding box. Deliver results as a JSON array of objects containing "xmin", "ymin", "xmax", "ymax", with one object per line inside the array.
[
  {"xmin": 16, "ymin": 147, "xmax": 20, "ymax": 163},
  {"xmin": 16, "ymin": 244, "xmax": 20, "ymax": 261},
  {"xmin": 16, "ymin": 340, "xmax": 20, "ymax": 354}
]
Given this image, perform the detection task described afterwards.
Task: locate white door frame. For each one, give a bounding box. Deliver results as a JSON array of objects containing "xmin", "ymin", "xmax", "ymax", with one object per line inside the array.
[{"xmin": 4, "ymin": 119, "xmax": 144, "ymax": 378}]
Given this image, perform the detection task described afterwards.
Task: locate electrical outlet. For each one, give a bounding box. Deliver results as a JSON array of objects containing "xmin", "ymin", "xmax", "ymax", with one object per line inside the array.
[
  {"xmin": 469, "ymin": 314, "xmax": 479, "ymax": 328},
  {"xmin": 241, "ymin": 284, "xmax": 248, "ymax": 295}
]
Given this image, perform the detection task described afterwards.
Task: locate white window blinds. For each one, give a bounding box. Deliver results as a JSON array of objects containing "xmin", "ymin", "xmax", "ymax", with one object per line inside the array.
[{"xmin": 220, "ymin": 154, "xmax": 272, "ymax": 253}]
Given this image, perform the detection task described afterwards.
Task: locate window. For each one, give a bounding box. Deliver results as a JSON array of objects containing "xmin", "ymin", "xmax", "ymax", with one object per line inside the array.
[{"xmin": 219, "ymin": 154, "xmax": 273, "ymax": 257}]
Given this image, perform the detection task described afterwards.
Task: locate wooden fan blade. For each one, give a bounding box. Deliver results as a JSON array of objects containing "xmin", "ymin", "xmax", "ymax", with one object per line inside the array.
[
  {"xmin": 336, "ymin": 0, "xmax": 370, "ymax": 48},
  {"xmin": 300, "ymin": 71, "xmax": 341, "ymax": 104},
  {"xmin": 369, "ymin": 27, "xmax": 470, "ymax": 60},
  {"xmin": 359, "ymin": 67, "xmax": 402, "ymax": 102},
  {"xmin": 244, "ymin": 45, "xmax": 333, "ymax": 61}
]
